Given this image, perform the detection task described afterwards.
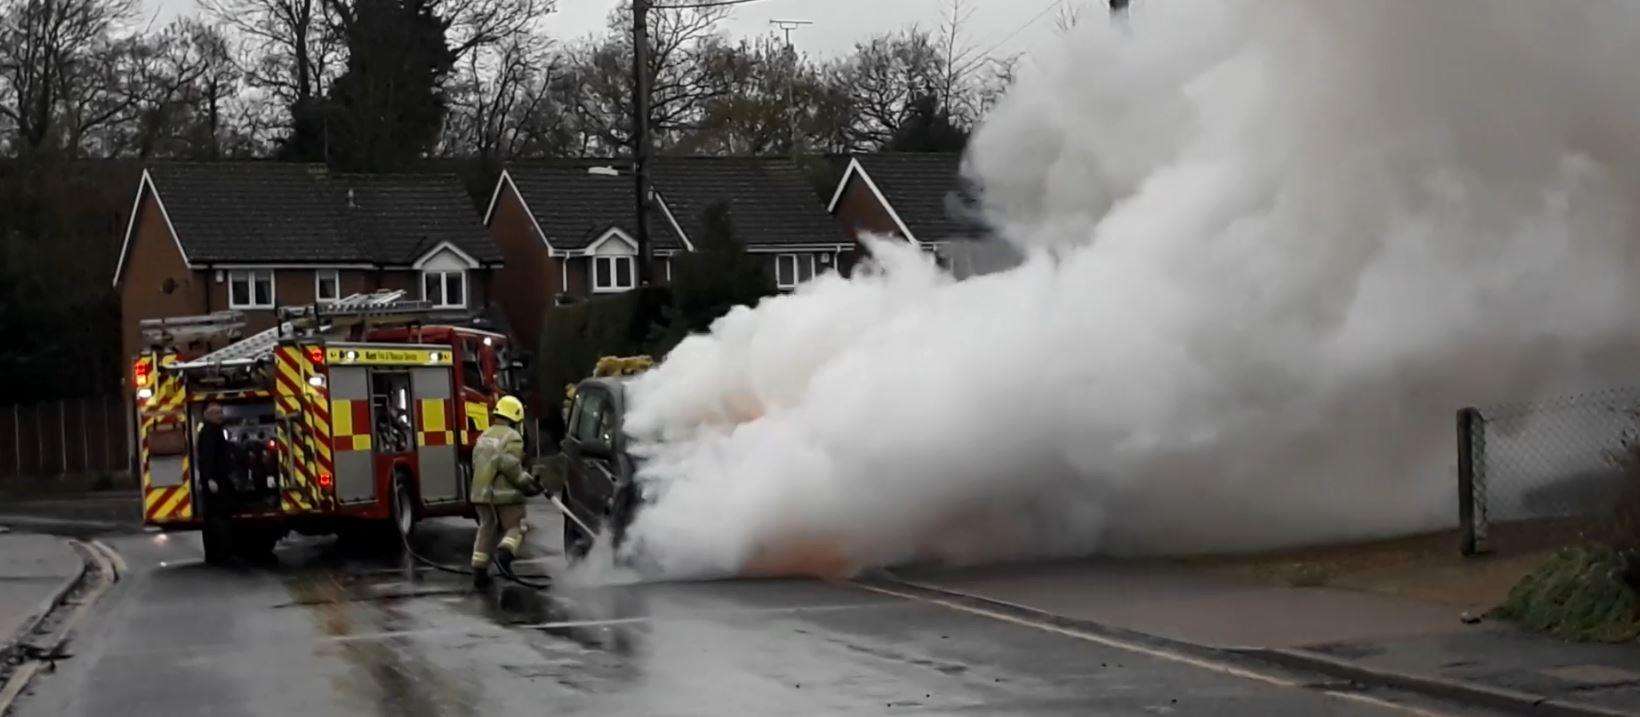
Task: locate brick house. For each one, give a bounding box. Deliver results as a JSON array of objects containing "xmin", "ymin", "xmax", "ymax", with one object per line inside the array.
[
  {"xmin": 484, "ymin": 157, "xmax": 847, "ymax": 354},
  {"xmin": 112, "ymin": 163, "xmax": 503, "ymax": 363},
  {"xmin": 827, "ymin": 152, "xmax": 1005, "ymax": 277}
]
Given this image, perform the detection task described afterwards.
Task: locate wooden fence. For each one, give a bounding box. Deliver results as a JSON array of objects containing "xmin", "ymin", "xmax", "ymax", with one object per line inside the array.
[{"xmin": 0, "ymin": 397, "xmax": 131, "ymax": 479}]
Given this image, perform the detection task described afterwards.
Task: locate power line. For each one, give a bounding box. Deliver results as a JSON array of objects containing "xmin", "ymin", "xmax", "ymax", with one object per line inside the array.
[
  {"xmin": 649, "ymin": 0, "xmax": 767, "ymax": 9},
  {"xmin": 978, "ymin": 0, "xmax": 1063, "ymax": 59}
]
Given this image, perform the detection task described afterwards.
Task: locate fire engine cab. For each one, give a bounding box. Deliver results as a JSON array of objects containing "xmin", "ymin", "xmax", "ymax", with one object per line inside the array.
[{"xmin": 131, "ymin": 291, "xmax": 527, "ymax": 564}]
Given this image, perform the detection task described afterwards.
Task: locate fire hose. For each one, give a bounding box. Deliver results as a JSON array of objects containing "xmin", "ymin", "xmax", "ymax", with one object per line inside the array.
[{"xmin": 395, "ymin": 493, "xmax": 597, "ymax": 590}]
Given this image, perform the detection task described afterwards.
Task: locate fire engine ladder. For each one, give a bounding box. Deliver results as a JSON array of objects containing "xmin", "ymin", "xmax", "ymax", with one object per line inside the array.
[
  {"xmin": 139, "ymin": 311, "xmax": 247, "ymax": 348},
  {"xmin": 168, "ymin": 291, "xmax": 472, "ymax": 372}
]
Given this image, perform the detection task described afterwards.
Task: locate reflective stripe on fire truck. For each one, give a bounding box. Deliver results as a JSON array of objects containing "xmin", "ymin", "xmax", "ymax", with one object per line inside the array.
[
  {"xmin": 463, "ymin": 401, "xmax": 490, "ymax": 445},
  {"xmin": 141, "ymin": 360, "xmax": 194, "ymax": 524},
  {"xmin": 416, "ymin": 399, "xmax": 456, "ymax": 447},
  {"xmin": 331, "ymin": 399, "xmax": 373, "ymax": 452},
  {"xmin": 273, "ymin": 345, "xmax": 328, "ymax": 514}
]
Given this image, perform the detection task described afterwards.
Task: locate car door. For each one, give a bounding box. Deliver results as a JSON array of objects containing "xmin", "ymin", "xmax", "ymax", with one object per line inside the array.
[{"xmin": 561, "ymin": 386, "xmax": 620, "ymax": 532}]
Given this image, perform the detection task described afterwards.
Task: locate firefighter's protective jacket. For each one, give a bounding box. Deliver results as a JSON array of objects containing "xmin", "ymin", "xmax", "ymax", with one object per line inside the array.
[{"xmin": 471, "ymin": 424, "xmax": 534, "ymax": 505}]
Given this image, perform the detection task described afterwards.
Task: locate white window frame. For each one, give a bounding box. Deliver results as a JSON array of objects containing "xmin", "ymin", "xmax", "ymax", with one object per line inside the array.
[
  {"xmin": 775, "ymin": 253, "xmax": 818, "ymax": 291},
  {"xmin": 314, "ymin": 269, "xmax": 340, "ymax": 303},
  {"xmin": 422, "ymin": 270, "xmax": 467, "ymax": 308},
  {"xmin": 592, "ymin": 255, "xmax": 637, "ymax": 294},
  {"xmin": 228, "ymin": 269, "xmax": 275, "ymax": 309}
]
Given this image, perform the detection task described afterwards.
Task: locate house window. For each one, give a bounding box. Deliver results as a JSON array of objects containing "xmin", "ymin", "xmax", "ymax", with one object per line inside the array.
[
  {"xmin": 593, "ymin": 256, "xmax": 636, "ymax": 293},
  {"xmin": 314, "ymin": 270, "xmax": 340, "ymax": 303},
  {"xmin": 775, "ymin": 253, "xmax": 817, "ymax": 290},
  {"xmin": 423, "ymin": 270, "xmax": 466, "ymax": 308},
  {"xmin": 228, "ymin": 270, "xmax": 274, "ymax": 309}
]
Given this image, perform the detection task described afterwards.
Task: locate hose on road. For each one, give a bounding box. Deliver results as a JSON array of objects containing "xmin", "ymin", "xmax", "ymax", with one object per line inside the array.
[{"xmin": 395, "ymin": 514, "xmax": 556, "ymax": 591}]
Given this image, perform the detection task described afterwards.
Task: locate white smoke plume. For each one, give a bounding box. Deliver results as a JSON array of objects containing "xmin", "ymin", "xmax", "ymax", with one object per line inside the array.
[{"xmin": 618, "ymin": 1, "xmax": 1640, "ymax": 579}]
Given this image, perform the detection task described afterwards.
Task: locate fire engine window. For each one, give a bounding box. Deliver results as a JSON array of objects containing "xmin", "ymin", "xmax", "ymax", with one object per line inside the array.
[
  {"xmin": 370, "ymin": 372, "xmax": 414, "ymax": 454},
  {"xmin": 461, "ymin": 340, "xmax": 487, "ymax": 393}
]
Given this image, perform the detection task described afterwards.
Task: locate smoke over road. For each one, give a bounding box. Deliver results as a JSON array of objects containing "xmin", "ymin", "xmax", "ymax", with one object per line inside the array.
[{"xmin": 616, "ymin": 1, "xmax": 1640, "ymax": 579}]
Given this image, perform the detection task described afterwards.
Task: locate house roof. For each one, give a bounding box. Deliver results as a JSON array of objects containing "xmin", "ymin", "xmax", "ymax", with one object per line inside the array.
[
  {"xmin": 837, "ymin": 153, "xmax": 987, "ymax": 243},
  {"xmin": 125, "ymin": 163, "xmax": 498, "ymax": 272},
  {"xmin": 502, "ymin": 163, "xmax": 689, "ymax": 252},
  {"xmin": 500, "ymin": 157, "xmax": 845, "ymax": 252},
  {"xmin": 650, "ymin": 157, "xmax": 845, "ymax": 248},
  {"xmin": 334, "ymin": 173, "xmax": 502, "ymax": 265}
]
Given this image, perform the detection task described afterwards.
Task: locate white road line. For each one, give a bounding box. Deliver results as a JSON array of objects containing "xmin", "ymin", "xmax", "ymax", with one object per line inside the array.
[
  {"xmin": 323, "ymin": 601, "xmax": 892, "ymax": 644},
  {"xmin": 848, "ymin": 581, "xmax": 1454, "ymax": 717},
  {"xmin": 1325, "ymin": 690, "xmax": 1455, "ymax": 717}
]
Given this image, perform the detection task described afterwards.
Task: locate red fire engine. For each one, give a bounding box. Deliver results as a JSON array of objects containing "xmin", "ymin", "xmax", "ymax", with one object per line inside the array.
[{"xmin": 132, "ymin": 292, "xmax": 527, "ymax": 564}]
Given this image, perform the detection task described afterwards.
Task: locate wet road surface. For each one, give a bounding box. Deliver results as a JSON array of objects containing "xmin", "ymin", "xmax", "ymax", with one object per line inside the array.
[{"xmin": 6, "ymin": 498, "xmax": 1499, "ymax": 716}]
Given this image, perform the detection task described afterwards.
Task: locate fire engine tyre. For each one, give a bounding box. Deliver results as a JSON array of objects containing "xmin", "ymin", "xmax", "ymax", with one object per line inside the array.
[
  {"xmin": 392, "ymin": 476, "xmax": 418, "ymax": 540},
  {"xmin": 235, "ymin": 527, "xmax": 281, "ymax": 562}
]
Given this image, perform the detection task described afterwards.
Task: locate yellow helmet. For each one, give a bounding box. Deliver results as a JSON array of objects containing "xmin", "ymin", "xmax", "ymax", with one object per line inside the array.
[{"xmin": 493, "ymin": 395, "xmax": 525, "ymax": 423}]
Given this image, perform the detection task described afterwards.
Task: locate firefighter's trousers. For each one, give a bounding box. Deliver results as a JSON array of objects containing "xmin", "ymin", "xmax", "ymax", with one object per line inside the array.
[{"xmin": 471, "ymin": 504, "xmax": 527, "ymax": 570}]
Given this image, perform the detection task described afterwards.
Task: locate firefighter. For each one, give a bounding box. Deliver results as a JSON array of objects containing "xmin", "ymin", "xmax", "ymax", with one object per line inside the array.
[{"xmin": 469, "ymin": 395, "xmax": 541, "ymax": 588}]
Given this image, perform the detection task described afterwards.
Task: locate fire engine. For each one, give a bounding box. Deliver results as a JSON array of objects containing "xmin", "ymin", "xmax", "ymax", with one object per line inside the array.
[{"xmin": 131, "ymin": 291, "xmax": 527, "ymax": 564}]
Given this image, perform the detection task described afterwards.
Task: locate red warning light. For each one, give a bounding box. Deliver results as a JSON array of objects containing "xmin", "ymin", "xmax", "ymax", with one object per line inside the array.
[
  {"xmin": 305, "ymin": 346, "xmax": 325, "ymax": 365},
  {"xmin": 133, "ymin": 358, "xmax": 152, "ymax": 387},
  {"xmin": 317, "ymin": 472, "xmax": 334, "ymax": 490}
]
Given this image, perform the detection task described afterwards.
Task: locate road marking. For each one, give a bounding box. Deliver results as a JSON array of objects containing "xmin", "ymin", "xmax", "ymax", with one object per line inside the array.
[
  {"xmin": 322, "ymin": 600, "xmax": 893, "ymax": 644},
  {"xmin": 848, "ymin": 581, "xmax": 1454, "ymax": 717}
]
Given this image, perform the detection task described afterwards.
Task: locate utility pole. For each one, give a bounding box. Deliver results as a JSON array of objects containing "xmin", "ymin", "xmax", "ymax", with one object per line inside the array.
[
  {"xmin": 632, "ymin": 0, "xmax": 654, "ymax": 287},
  {"xmin": 769, "ymin": 19, "xmax": 811, "ymax": 152}
]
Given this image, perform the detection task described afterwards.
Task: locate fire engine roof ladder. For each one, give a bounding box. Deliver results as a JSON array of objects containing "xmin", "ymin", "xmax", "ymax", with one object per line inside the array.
[{"xmin": 168, "ymin": 290, "xmax": 469, "ymax": 372}]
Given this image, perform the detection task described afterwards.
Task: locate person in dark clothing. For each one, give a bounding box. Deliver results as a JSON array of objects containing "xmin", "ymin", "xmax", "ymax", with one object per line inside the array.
[
  {"xmin": 196, "ymin": 403, "xmax": 233, "ymax": 497},
  {"xmin": 196, "ymin": 403, "xmax": 236, "ymax": 560}
]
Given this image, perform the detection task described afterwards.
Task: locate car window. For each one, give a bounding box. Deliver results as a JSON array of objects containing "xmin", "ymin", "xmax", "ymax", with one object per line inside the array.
[{"xmin": 573, "ymin": 390, "xmax": 609, "ymax": 446}]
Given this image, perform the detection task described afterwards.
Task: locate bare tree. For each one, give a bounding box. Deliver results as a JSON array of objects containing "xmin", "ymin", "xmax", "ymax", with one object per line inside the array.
[
  {"xmin": 198, "ymin": 0, "xmax": 339, "ymax": 115},
  {"xmin": 687, "ymin": 35, "xmax": 848, "ymax": 155},
  {"xmin": 835, "ymin": 27, "xmax": 941, "ymax": 151},
  {"xmin": 0, "ymin": 0, "xmax": 140, "ymax": 155},
  {"xmin": 1054, "ymin": 0, "xmax": 1086, "ymax": 34},
  {"xmin": 440, "ymin": 33, "xmax": 563, "ymax": 160},
  {"xmin": 934, "ymin": 0, "xmax": 985, "ymax": 124},
  {"xmin": 562, "ymin": 3, "xmax": 731, "ymax": 153},
  {"xmin": 442, "ymin": 0, "xmax": 550, "ymax": 61},
  {"xmin": 102, "ymin": 18, "xmax": 240, "ymax": 159}
]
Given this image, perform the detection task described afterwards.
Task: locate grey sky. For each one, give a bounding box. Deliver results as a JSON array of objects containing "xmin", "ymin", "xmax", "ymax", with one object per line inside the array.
[{"xmin": 147, "ymin": 0, "xmax": 1080, "ymax": 61}]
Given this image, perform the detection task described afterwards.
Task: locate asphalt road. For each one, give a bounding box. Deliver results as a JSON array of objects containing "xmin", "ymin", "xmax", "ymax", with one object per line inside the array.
[{"xmin": 4, "ymin": 496, "xmax": 1499, "ymax": 716}]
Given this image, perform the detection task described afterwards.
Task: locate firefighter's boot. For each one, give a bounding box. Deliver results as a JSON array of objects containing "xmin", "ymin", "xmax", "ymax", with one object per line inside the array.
[
  {"xmin": 472, "ymin": 566, "xmax": 493, "ymax": 590},
  {"xmin": 496, "ymin": 546, "xmax": 516, "ymax": 576}
]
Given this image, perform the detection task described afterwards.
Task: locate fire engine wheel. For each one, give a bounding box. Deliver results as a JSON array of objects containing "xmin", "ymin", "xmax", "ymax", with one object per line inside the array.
[
  {"xmin": 234, "ymin": 527, "xmax": 281, "ymax": 562},
  {"xmin": 392, "ymin": 476, "xmax": 418, "ymax": 540}
]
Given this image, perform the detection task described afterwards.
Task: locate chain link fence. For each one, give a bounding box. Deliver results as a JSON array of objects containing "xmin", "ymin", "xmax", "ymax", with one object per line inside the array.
[{"xmin": 1459, "ymin": 387, "xmax": 1640, "ymax": 555}]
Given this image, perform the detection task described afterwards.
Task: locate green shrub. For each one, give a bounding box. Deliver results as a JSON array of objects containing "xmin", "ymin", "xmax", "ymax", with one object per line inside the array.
[{"xmin": 1493, "ymin": 545, "xmax": 1640, "ymax": 642}]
